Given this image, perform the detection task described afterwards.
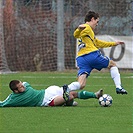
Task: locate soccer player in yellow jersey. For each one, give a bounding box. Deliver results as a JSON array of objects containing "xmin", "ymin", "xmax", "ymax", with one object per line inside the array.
[{"xmin": 73, "ymin": 11, "xmax": 127, "ymax": 95}]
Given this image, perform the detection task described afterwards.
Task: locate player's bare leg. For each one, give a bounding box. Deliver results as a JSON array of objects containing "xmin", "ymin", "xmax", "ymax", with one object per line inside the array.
[{"xmin": 77, "ymin": 74, "xmax": 87, "ymax": 89}]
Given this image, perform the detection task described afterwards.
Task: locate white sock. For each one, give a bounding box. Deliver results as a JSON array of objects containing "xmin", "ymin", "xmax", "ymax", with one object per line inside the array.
[
  {"xmin": 68, "ymin": 82, "xmax": 81, "ymax": 91},
  {"xmin": 110, "ymin": 66, "xmax": 122, "ymax": 89}
]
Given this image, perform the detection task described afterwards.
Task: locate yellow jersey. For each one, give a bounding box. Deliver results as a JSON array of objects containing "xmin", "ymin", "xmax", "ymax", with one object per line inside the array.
[{"xmin": 73, "ymin": 24, "xmax": 116, "ymax": 57}]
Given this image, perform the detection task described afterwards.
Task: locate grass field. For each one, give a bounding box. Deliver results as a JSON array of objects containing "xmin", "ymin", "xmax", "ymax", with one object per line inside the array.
[{"xmin": 0, "ymin": 71, "xmax": 132, "ymax": 133}]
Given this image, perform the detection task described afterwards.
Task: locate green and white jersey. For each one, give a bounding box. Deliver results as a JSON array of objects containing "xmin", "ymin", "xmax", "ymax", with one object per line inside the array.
[{"xmin": 0, "ymin": 82, "xmax": 45, "ymax": 107}]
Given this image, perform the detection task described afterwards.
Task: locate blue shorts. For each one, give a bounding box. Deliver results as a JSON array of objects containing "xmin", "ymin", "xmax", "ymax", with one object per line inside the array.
[{"xmin": 76, "ymin": 50, "xmax": 110, "ymax": 77}]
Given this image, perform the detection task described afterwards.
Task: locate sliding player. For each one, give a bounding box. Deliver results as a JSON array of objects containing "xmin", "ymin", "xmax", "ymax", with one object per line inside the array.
[{"xmin": 0, "ymin": 80, "xmax": 103, "ymax": 107}]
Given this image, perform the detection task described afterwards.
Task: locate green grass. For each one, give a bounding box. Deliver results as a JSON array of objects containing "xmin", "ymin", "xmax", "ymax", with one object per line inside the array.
[{"xmin": 0, "ymin": 71, "xmax": 132, "ymax": 133}]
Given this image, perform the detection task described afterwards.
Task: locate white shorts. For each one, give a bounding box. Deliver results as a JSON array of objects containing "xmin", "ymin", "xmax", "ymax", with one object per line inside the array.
[{"xmin": 41, "ymin": 85, "xmax": 63, "ymax": 106}]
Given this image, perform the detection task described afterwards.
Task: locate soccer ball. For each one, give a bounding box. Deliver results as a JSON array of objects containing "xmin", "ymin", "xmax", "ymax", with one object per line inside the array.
[{"xmin": 99, "ymin": 94, "xmax": 113, "ymax": 107}]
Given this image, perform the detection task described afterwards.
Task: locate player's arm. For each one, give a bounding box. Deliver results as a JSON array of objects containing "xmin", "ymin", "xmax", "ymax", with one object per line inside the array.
[
  {"xmin": 115, "ymin": 41, "xmax": 125, "ymax": 45},
  {"xmin": 95, "ymin": 38, "xmax": 117, "ymax": 48},
  {"xmin": 0, "ymin": 94, "xmax": 12, "ymax": 107},
  {"xmin": 0, "ymin": 101, "xmax": 2, "ymax": 107}
]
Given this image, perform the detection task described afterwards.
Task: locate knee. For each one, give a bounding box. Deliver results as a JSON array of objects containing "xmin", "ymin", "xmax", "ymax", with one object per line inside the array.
[
  {"xmin": 69, "ymin": 94, "xmax": 74, "ymax": 101},
  {"xmin": 108, "ymin": 60, "xmax": 117, "ymax": 68},
  {"xmin": 70, "ymin": 91, "xmax": 78, "ymax": 98},
  {"xmin": 80, "ymin": 84, "xmax": 86, "ymax": 89}
]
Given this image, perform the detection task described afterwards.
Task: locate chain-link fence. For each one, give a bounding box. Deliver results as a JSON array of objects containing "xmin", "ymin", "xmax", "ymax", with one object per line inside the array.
[{"xmin": 0, "ymin": 0, "xmax": 132, "ymax": 72}]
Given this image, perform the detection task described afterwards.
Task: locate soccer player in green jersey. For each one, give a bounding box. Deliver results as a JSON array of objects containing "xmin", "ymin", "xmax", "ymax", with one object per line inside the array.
[
  {"xmin": 0, "ymin": 80, "xmax": 103, "ymax": 107},
  {"xmin": 73, "ymin": 11, "xmax": 127, "ymax": 95}
]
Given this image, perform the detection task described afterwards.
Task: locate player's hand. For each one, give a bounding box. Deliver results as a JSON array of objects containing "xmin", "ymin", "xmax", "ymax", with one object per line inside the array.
[
  {"xmin": 115, "ymin": 41, "xmax": 125, "ymax": 45},
  {"xmin": 78, "ymin": 24, "xmax": 86, "ymax": 30}
]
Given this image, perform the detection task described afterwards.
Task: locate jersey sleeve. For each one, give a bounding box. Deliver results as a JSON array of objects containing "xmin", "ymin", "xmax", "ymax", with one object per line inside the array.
[
  {"xmin": 95, "ymin": 38, "xmax": 116, "ymax": 48},
  {"xmin": 73, "ymin": 27, "xmax": 91, "ymax": 38},
  {"xmin": 73, "ymin": 28, "xmax": 82, "ymax": 38},
  {"xmin": 0, "ymin": 94, "xmax": 12, "ymax": 107}
]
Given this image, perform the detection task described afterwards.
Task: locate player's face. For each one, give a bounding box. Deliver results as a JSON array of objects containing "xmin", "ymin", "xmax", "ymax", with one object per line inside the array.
[
  {"xmin": 15, "ymin": 81, "xmax": 25, "ymax": 93},
  {"xmin": 91, "ymin": 17, "xmax": 99, "ymax": 30}
]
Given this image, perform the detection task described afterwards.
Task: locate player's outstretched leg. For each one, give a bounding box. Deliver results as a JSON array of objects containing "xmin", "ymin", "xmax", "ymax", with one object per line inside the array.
[
  {"xmin": 110, "ymin": 66, "xmax": 128, "ymax": 95},
  {"xmin": 77, "ymin": 89, "xmax": 103, "ymax": 99}
]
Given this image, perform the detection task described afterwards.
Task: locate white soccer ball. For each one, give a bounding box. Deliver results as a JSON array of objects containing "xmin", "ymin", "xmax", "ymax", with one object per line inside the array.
[{"xmin": 99, "ymin": 94, "xmax": 113, "ymax": 107}]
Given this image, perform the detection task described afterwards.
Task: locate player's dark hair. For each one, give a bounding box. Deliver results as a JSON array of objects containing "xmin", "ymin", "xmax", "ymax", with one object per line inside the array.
[
  {"xmin": 9, "ymin": 80, "xmax": 20, "ymax": 92},
  {"xmin": 84, "ymin": 11, "xmax": 99, "ymax": 22}
]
